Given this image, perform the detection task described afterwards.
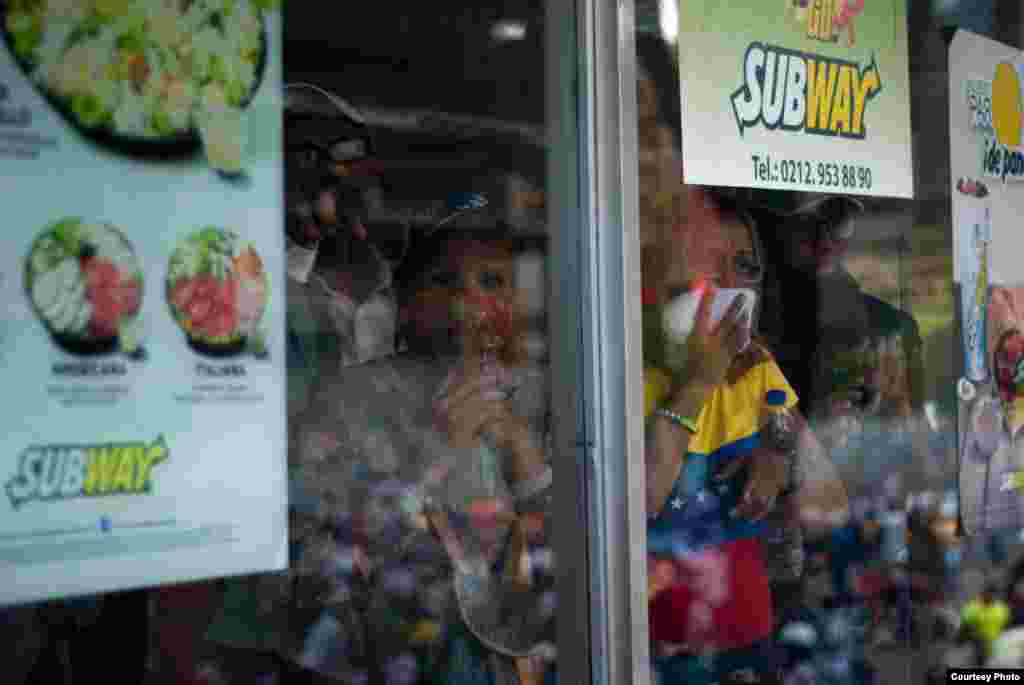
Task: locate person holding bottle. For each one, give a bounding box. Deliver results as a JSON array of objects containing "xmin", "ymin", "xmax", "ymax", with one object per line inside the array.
[
  {"xmin": 634, "ymin": 40, "xmax": 846, "ymax": 681},
  {"xmin": 754, "ymin": 194, "xmax": 927, "ymax": 499},
  {"xmin": 283, "ymin": 222, "xmax": 554, "ymax": 685},
  {"xmin": 642, "ymin": 186, "xmax": 848, "ymax": 684}
]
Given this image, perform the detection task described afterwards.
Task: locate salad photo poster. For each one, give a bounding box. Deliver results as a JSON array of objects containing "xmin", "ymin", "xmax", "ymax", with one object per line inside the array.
[
  {"xmin": 951, "ymin": 31, "xmax": 1024, "ymax": 538},
  {"xmin": 0, "ymin": 0, "xmax": 287, "ymax": 605}
]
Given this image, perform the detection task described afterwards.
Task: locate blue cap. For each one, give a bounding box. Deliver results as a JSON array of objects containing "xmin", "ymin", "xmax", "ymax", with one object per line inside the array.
[
  {"xmin": 766, "ymin": 389, "xmax": 787, "ymax": 406},
  {"xmin": 447, "ymin": 191, "xmax": 488, "ymax": 212}
]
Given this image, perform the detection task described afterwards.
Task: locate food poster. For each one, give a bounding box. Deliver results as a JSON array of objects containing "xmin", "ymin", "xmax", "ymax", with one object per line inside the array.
[
  {"xmin": 951, "ymin": 30, "xmax": 1024, "ymax": 537},
  {"xmin": 677, "ymin": 0, "xmax": 914, "ymax": 198},
  {"xmin": 0, "ymin": 0, "xmax": 287, "ymax": 605}
]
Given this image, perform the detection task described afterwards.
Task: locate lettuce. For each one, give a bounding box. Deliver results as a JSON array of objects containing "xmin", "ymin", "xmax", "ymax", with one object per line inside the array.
[
  {"xmin": 8, "ymin": 13, "xmax": 42, "ymax": 60},
  {"xmin": 51, "ymin": 218, "xmax": 85, "ymax": 256},
  {"xmin": 116, "ymin": 32, "xmax": 145, "ymax": 53},
  {"xmin": 225, "ymin": 79, "xmax": 246, "ymax": 107},
  {"xmin": 92, "ymin": 0, "xmax": 132, "ymax": 19},
  {"xmin": 208, "ymin": 54, "xmax": 228, "ymax": 85},
  {"xmin": 67, "ymin": 14, "xmax": 106, "ymax": 46},
  {"xmin": 151, "ymin": 108, "xmax": 174, "ymax": 136}
]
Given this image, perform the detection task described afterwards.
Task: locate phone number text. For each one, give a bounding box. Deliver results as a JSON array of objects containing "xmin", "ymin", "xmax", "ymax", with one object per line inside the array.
[{"xmin": 751, "ymin": 154, "xmax": 873, "ymax": 190}]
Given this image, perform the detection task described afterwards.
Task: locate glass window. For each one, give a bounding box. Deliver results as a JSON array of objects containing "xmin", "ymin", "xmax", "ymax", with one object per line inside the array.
[
  {"xmin": 4, "ymin": 3, "xmax": 595, "ymax": 684},
  {"xmin": 636, "ymin": 1, "xmax": 1024, "ymax": 683}
]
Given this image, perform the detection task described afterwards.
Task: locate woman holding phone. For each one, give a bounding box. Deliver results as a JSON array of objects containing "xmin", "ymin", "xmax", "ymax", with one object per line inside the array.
[
  {"xmin": 284, "ymin": 222, "xmax": 554, "ymax": 685},
  {"xmin": 642, "ymin": 187, "xmax": 847, "ymax": 684}
]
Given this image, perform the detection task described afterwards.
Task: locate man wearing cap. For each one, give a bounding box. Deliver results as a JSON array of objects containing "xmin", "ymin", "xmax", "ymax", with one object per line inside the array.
[
  {"xmin": 755, "ymin": 193, "xmax": 927, "ymax": 500},
  {"xmin": 150, "ymin": 85, "xmax": 402, "ymax": 685},
  {"xmin": 752, "ymin": 194, "xmax": 937, "ymax": 652},
  {"xmin": 283, "ymin": 82, "xmax": 398, "ymax": 402}
]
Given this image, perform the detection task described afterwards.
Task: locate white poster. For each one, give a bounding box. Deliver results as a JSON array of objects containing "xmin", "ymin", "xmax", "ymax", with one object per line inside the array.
[
  {"xmin": 0, "ymin": 0, "xmax": 287, "ymax": 605},
  {"xmin": 951, "ymin": 30, "xmax": 1024, "ymax": 537},
  {"xmin": 678, "ymin": 0, "xmax": 914, "ymax": 198}
]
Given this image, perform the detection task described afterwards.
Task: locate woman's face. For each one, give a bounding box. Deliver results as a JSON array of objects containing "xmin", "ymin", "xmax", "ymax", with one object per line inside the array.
[
  {"xmin": 656, "ymin": 199, "xmax": 762, "ymax": 303},
  {"xmin": 403, "ymin": 240, "xmax": 517, "ymax": 359}
]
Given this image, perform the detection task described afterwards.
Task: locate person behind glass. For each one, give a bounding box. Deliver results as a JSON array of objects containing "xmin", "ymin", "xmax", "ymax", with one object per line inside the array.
[
  {"xmin": 756, "ymin": 195, "xmax": 927, "ymax": 496},
  {"xmin": 288, "ymin": 222, "xmax": 554, "ymax": 685},
  {"xmin": 960, "ymin": 580, "xmax": 1011, "ymax": 666},
  {"xmin": 283, "ymin": 83, "xmax": 396, "ymax": 389},
  {"xmin": 642, "ymin": 189, "xmax": 848, "ymax": 684},
  {"xmin": 1005, "ymin": 557, "xmax": 1024, "ymax": 628}
]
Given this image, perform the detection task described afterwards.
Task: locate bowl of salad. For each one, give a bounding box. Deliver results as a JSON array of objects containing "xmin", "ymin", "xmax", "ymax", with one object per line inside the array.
[
  {"xmin": 2, "ymin": 0, "xmax": 268, "ymax": 174},
  {"xmin": 25, "ymin": 217, "xmax": 144, "ymax": 356},
  {"xmin": 167, "ymin": 227, "xmax": 267, "ymax": 357}
]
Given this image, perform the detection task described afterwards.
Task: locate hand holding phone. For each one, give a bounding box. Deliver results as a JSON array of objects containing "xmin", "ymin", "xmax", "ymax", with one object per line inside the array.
[
  {"xmin": 709, "ymin": 288, "xmax": 756, "ymax": 352},
  {"xmin": 663, "ymin": 286, "xmax": 756, "ymax": 351}
]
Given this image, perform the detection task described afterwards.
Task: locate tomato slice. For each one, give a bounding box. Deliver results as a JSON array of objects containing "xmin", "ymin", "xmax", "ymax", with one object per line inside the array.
[
  {"xmin": 89, "ymin": 299, "xmax": 120, "ymax": 339},
  {"xmin": 217, "ymin": 277, "xmax": 238, "ymax": 308},
  {"xmin": 207, "ymin": 310, "xmax": 236, "ymax": 338},
  {"xmin": 188, "ymin": 298, "xmax": 213, "ymax": 324},
  {"xmin": 83, "ymin": 257, "xmax": 121, "ymax": 290},
  {"xmin": 171, "ymin": 278, "xmax": 197, "ymax": 310},
  {"xmin": 193, "ymin": 275, "xmax": 217, "ymax": 299},
  {"xmin": 119, "ymin": 279, "xmax": 142, "ymax": 316}
]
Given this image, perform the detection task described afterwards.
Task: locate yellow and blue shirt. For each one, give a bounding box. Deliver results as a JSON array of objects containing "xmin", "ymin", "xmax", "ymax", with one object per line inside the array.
[
  {"xmin": 646, "ymin": 351, "xmax": 799, "ymax": 653},
  {"xmin": 645, "ymin": 353, "xmax": 799, "ymax": 554}
]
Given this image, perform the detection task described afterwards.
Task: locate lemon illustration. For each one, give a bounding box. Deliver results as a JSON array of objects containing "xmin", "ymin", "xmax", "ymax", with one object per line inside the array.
[{"xmin": 992, "ymin": 62, "xmax": 1022, "ymax": 148}]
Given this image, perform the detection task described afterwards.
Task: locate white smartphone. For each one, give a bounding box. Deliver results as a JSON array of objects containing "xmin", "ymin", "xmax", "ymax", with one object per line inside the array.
[{"xmin": 710, "ymin": 288, "xmax": 756, "ymax": 350}]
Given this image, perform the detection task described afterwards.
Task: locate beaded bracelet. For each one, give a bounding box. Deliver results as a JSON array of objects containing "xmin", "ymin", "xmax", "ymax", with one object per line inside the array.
[{"xmin": 653, "ymin": 407, "xmax": 698, "ymax": 434}]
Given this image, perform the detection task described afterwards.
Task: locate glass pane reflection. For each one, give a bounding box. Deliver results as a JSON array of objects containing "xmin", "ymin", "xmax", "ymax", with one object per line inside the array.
[
  {"xmin": 3, "ymin": 4, "xmax": 565, "ymax": 685},
  {"xmin": 633, "ymin": 2, "xmax": 1012, "ymax": 682}
]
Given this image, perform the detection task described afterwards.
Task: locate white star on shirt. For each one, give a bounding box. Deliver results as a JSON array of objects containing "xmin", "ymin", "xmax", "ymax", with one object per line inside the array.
[
  {"xmin": 670, "ymin": 497, "xmax": 683, "ymax": 510},
  {"xmin": 697, "ymin": 490, "xmax": 707, "ymax": 504}
]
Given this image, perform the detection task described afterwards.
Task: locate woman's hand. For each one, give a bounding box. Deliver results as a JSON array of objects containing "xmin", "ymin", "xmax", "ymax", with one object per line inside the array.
[
  {"xmin": 677, "ymin": 284, "xmax": 749, "ymax": 392},
  {"xmin": 439, "ymin": 372, "xmax": 508, "ymax": 449},
  {"xmin": 438, "ymin": 366, "xmax": 545, "ymax": 483},
  {"xmin": 715, "ymin": 446, "xmax": 788, "ymax": 521},
  {"xmin": 646, "ymin": 287, "xmax": 749, "ymax": 515}
]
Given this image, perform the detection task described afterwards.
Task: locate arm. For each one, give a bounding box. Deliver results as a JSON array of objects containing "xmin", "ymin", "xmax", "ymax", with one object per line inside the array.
[
  {"xmin": 434, "ymin": 367, "xmax": 557, "ymax": 656},
  {"xmin": 645, "ymin": 286, "xmax": 749, "ymax": 515},
  {"xmin": 792, "ymin": 410, "xmax": 850, "ymax": 535},
  {"xmin": 647, "ymin": 380, "xmax": 716, "ymax": 514}
]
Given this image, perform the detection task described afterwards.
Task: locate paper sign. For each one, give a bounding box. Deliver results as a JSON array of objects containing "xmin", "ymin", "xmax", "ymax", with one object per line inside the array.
[
  {"xmin": 951, "ymin": 30, "xmax": 1024, "ymax": 537},
  {"xmin": 677, "ymin": 0, "xmax": 914, "ymax": 198},
  {"xmin": 0, "ymin": 0, "xmax": 287, "ymax": 605}
]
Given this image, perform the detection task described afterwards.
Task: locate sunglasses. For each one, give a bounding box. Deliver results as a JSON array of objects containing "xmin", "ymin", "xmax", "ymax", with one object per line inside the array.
[{"xmin": 292, "ymin": 138, "xmax": 370, "ymax": 169}]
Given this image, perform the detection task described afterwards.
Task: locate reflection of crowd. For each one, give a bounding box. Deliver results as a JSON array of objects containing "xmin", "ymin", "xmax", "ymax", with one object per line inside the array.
[
  {"xmin": 9, "ymin": 37, "xmax": 1024, "ymax": 685},
  {"xmin": 155, "ymin": 86, "xmax": 560, "ymax": 685},
  {"xmin": 635, "ymin": 34, "xmax": 957, "ymax": 685}
]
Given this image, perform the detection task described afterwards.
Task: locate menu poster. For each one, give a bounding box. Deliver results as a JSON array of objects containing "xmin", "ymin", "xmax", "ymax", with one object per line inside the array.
[
  {"xmin": 951, "ymin": 30, "xmax": 1024, "ymax": 537},
  {"xmin": 677, "ymin": 0, "xmax": 914, "ymax": 198},
  {"xmin": 0, "ymin": 0, "xmax": 287, "ymax": 605}
]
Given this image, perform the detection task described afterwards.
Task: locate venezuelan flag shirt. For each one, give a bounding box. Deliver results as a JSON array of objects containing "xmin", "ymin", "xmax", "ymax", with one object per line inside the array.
[{"xmin": 645, "ymin": 352, "xmax": 798, "ymax": 651}]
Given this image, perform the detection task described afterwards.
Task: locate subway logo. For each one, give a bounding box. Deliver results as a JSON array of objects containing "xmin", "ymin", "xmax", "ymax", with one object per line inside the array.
[
  {"xmin": 731, "ymin": 43, "xmax": 882, "ymax": 139},
  {"xmin": 6, "ymin": 436, "xmax": 168, "ymax": 510}
]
